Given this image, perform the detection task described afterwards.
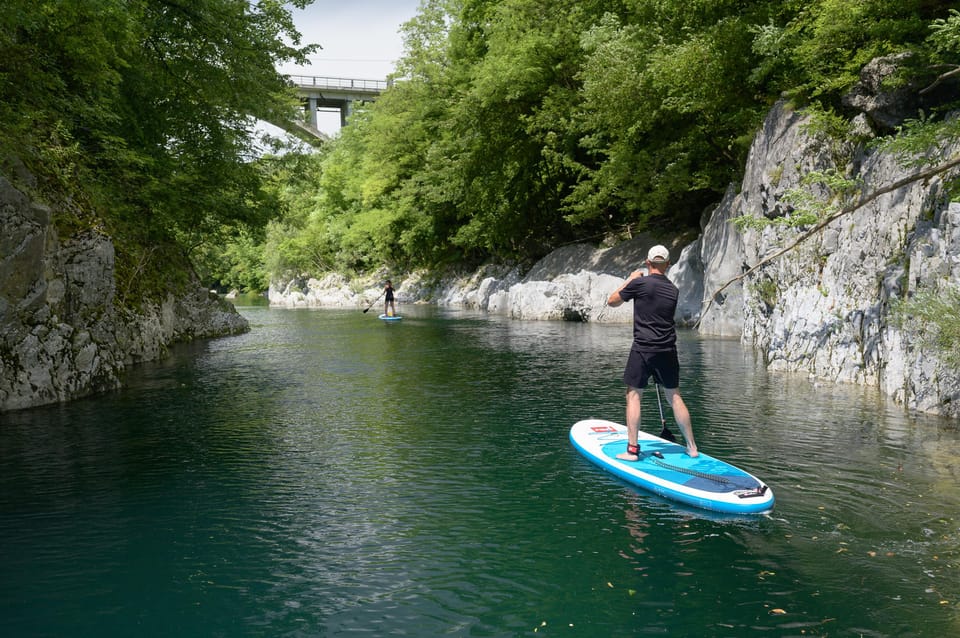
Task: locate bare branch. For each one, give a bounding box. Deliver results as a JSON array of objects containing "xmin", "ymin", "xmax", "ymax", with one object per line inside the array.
[{"xmin": 920, "ymin": 65, "xmax": 960, "ymax": 95}]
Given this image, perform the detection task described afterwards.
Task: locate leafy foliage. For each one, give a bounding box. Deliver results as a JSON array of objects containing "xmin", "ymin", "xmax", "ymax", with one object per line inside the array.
[
  {"xmin": 929, "ymin": 8, "xmax": 960, "ymax": 57},
  {"xmin": 893, "ymin": 285, "xmax": 960, "ymax": 368},
  {"xmin": 253, "ymin": 0, "xmax": 960, "ymax": 279},
  {"xmin": 7, "ymin": 0, "xmax": 960, "ymax": 295},
  {"xmin": 1, "ymin": 0, "xmax": 316, "ymax": 301},
  {"xmin": 193, "ymin": 229, "xmax": 269, "ymax": 293}
]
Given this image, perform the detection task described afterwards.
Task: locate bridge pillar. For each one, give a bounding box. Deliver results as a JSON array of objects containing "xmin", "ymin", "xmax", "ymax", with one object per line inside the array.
[
  {"xmin": 307, "ymin": 97, "xmax": 319, "ymax": 129},
  {"xmin": 292, "ymin": 76, "xmax": 387, "ymax": 134},
  {"xmin": 304, "ymin": 98, "xmax": 355, "ymax": 129}
]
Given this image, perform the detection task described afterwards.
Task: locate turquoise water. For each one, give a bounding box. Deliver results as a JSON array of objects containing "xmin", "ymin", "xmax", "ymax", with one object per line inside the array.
[{"xmin": 2, "ymin": 304, "xmax": 959, "ymax": 637}]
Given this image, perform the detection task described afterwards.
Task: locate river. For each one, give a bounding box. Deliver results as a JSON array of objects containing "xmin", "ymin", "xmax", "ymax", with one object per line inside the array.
[{"xmin": 2, "ymin": 302, "xmax": 959, "ymax": 637}]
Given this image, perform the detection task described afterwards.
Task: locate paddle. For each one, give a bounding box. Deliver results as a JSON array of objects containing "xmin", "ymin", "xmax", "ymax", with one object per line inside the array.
[
  {"xmin": 654, "ymin": 383, "xmax": 677, "ymax": 442},
  {"xmin": 363, "ymin": 290, "xmax": 385, "ymax": 313}
]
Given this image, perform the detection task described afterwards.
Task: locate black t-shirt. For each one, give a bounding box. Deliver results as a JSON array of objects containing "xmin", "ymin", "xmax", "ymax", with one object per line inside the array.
[{"xmin": 618, "ymin": 273, "xmax": 678, "ymax": 352}]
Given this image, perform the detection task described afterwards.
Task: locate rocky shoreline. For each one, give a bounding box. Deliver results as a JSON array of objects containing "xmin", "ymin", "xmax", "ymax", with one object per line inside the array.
[{"xmin": 0, "ymin": 175, "xmax": 248, "ymax": 412}]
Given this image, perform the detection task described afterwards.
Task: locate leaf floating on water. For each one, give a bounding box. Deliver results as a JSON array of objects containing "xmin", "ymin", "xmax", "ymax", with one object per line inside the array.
[
  {"xmin": 770, "ymin": 608, "xmax": 787, "ymax": 615},
  {"xmin": 628, "ymin": 589, "xmax": 637, "ymax": 596},
  {"xmin": 607, "ymin": 582, "xmax": 614, "ymax": 588},
  {"xmin": 868, "ymin": 551, "xmax": 877, "ymax": 557}
]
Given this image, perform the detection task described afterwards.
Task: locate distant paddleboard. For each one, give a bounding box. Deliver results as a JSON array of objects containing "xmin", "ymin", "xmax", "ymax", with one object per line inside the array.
[
  {"xmin": 378, "ymin": 314, "xmax": 402, "ymax": 321},
  {"xmin": 570, "ymin": 419, "xmax": 774, "ymax": 514}
]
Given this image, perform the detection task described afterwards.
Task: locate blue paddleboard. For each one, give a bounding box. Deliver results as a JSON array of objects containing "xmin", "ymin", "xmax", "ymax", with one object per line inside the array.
[
  {"xmin": 569, "ymin": 419, "xmax": 774, "ymax": 514},
  {"xmin": 378, "ymin": 314, "xmax": 402, "ymax": 321}
]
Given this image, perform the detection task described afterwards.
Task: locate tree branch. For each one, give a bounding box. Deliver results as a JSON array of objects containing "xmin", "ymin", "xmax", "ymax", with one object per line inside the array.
[{"xmin": 920, "ymin": 65, "xmax": 960, "ymax": 95}]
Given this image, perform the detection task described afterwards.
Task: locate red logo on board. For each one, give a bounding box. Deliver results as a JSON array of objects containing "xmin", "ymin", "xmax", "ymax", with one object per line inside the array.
[{"xmin": 591, "ymin": 425, "xmax": 617, "ymax": 433}]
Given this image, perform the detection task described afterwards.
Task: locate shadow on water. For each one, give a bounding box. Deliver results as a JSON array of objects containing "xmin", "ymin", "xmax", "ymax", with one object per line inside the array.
[{"xmin": 2, "ymin": 305, "xmax": 959, "ymax": 636}]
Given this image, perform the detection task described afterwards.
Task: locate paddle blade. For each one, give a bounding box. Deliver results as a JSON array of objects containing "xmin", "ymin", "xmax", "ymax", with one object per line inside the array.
[{"xmin": 659, "ymin": 426, "xmax": 677, "ymax": 442}]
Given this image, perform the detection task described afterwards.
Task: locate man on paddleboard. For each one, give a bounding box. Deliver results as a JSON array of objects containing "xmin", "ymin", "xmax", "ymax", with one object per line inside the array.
[{"xmin": 607, "ymin": 245, "xmax": 699, "ymax": 460}]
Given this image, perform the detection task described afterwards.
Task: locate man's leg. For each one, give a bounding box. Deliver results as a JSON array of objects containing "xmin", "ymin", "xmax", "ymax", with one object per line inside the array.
[
  {"xmin": 663, "ymin": 388, "xmax": 698, "ymax": 457},
  {"xmin": 616, "ymin": 386, "xmax": 642, "ymax": 461}
]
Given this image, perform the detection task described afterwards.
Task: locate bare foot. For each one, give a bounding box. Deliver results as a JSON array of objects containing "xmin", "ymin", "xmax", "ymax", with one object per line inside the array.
[
  {"xmin": 686, "ymin": 445, "xmax": 699, "ymax": 458},
  {"xmin": 616, "ymin": 452, "xmax": 639, "ymax": 461}
]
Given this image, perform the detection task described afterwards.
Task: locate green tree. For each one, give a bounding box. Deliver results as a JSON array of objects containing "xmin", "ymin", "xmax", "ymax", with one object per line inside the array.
[
  {"xmin": 224, "ymin": 0, "xmax": 960, "ymax": 288},
  {"xmin": 1, "ymin": 0, "xmax": 317, "ymax": 301},
  {"xmin": 571, "ymin": 3, "xmax": 773, "ymax": 234}
]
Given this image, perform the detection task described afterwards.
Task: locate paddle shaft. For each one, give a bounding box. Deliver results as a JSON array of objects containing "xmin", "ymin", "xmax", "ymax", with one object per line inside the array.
[
  {"xmin": 655, "ymin": 383, "xmax": 677, "ymax": 442},
  {"xmin": 363, "ymin": 290, "xmax": 385, "ymax": 313}
]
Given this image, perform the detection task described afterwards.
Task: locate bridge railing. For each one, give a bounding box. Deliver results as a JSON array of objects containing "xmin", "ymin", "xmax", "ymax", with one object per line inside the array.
[{"xmin": 288, "ymin": 75, "xmax": 388, "ymax": 93}]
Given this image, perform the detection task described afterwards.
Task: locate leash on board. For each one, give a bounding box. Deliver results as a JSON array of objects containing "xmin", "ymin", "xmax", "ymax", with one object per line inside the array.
[
  {"xmin": 646, "ymin": 449, "xmax": 769, "ymax": 497},
  {"xmin": 650, "ymin": 384, "xmax": 731, "ymax": 487},
  {"xmin": 646, "ymin": 452, "xmax": 733, "ymax": 486}
]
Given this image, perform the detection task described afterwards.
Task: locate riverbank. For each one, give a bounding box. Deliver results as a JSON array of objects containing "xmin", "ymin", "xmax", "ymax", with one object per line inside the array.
[{"xmin": 0, "ymin": 175, "xmax": 248, "ymax": 412}]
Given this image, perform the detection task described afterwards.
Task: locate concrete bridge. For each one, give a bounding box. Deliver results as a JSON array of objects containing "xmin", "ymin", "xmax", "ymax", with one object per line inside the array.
[{"xmin": 286, "ymin": 75, "xmax": 388, "ymax": 141}]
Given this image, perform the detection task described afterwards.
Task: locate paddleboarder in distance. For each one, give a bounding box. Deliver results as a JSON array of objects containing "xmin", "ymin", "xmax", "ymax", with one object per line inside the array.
[
  {"xmin": 384, "ymin": 280, "xmax": 396, "ymax": 317},
  {"xmin": 607, "ymin": 244, "xmax": 699, "ymax": 460}
]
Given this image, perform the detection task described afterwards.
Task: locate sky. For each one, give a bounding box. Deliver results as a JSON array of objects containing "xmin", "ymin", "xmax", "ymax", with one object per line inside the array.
[
  {"xmin": 275, "ymin": 0, "xmax": 423, "ymax": 135},
  {"xmin": 281, "ymin": 0, "xmax": 422, "ymax": 80}
]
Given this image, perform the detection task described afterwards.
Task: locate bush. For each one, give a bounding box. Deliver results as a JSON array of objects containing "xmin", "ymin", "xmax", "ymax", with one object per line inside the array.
[{"xmin": 894, "ymin": 284, "xmax": 960, "ymax": 367}]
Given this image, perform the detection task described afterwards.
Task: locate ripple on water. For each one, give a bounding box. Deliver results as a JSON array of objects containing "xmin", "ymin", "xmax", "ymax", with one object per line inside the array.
[{"xmin": 3, "ymin": 310, "xmax": 960, "ymax": 637}]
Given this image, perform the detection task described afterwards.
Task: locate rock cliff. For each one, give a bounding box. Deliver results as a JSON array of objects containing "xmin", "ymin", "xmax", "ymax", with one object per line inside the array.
[
  {"xmin": 694, "ymin": 99, "xmax": 960, "ymax": 418},
  {"xmin": 0, "ymin": 175, "xmax": 249, "ymax": 412}
]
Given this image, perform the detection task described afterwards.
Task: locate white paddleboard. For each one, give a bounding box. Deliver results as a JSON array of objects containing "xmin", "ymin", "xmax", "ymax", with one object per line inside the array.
[{"xmin": 570, "ymin": 418, "xmax": 774, "ymax": 514}]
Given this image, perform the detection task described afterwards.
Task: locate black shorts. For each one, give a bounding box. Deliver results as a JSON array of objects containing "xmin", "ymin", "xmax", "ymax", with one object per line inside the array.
[{"xmin": 623, "ymin": 349, "xmax": 680, "ymax": 389}]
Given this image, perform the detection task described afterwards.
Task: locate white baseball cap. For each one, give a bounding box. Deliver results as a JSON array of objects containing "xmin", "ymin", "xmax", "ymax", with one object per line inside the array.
[{"xmin": 647, "ymin": 244, "xmax": 670, "ymax": 263}]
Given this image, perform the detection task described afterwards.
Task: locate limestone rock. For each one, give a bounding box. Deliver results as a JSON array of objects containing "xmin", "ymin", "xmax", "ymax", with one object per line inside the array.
[
  {"xmin": 1, "ymin": 175, "xmax": 248, "ymax": 412},
  {"xmin": 696, "ymin": 97, "xmax": 960, "ymax": 418}
]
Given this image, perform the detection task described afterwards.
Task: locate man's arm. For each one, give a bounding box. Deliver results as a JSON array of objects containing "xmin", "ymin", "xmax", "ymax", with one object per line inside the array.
[{"xmin": 608, "ymin": 269, "xmax": 646, "ymax": 307}]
